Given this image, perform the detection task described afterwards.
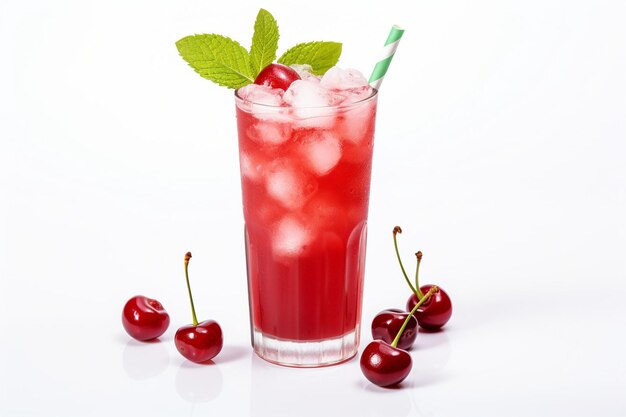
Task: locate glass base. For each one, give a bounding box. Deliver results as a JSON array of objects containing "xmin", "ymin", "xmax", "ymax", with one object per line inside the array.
[{"xmin": 252, "ymin": 327, "xmax": 360, "ymax": 368}]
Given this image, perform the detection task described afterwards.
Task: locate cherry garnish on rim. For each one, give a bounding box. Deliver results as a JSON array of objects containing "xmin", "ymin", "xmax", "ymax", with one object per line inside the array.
[
  {"xmin": 393, "ymin": 227, "xmax": 453, "ymax": 331},
  {"xmin": 254, "ymin": 63, "xmax": 301, "ymax": 91},
  {"xmin": 122, "ymin": 295, "xmax": 170, "ymax": 341},
  {"xmin": 174, "ymin": 252, "xmax": 223, "ymax": 363},
  {"xmin": 361, "ymin": 286, "xmax": 439, "ymax": 387}
]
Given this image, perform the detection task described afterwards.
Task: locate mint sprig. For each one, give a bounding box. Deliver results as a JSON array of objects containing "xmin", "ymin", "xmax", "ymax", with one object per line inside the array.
[
  {"xmin": 249, "ymin": 8, "xmax": 279, "ymax": 76},
  {"xmin": 278, "ymin": 42, "xmax": 342, "ymax": 75},
  {"xmin": 176, "ymin": 9, "xmax": 342, "ymax": 89},
  {"xmin": 175, "ymin": 34, "xmax": 254, "ymax": 89}
]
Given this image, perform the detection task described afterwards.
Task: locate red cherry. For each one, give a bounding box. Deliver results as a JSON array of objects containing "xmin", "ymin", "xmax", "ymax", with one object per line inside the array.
[
  {"xmin": 392, "ymin": 227, "xmax": 453, "ymax": 331},
  {"xmin": 254, "ymin": 63, "xmax": 301, "ymax": 91},
  {"xmin": 360, "ymin": 341, "xmax": 412, "ymax": 387},
  {"xmin": 122, "ymin": 295, "xmax": 170, "ymax": 341},
  {"xmin": 371, "ymin": 308, "xmax": 418, "ymax": 350},
  {"xmin": 407, "ymin": 285, "xmax": 452, "ymax": 331},
  {"xmin": 175, "ymin": 320, "xmax": 223, "ymax": 363},
  {"xmin": 175, "ymin": 252, "xmax": 223, "ymax": 363},
  {"xmin": 362, "ymin": 286, "xmax": 439, "ymax": 387}
]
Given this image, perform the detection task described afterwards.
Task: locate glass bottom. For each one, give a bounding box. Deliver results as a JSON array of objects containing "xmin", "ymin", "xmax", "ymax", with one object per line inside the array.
[{"xmin": 252, "ymin": 327, "xmax": 360, "ymax": 368}]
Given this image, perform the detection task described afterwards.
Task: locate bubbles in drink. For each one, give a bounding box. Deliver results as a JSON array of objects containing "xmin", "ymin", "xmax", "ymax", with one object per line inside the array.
[
  {"xmin": 303, "ymin": 191, "xmax": 343, "ymax": 230},
  {"xmin": 272, "ymin": 216, "xmax": 313, "ymax": 257}
]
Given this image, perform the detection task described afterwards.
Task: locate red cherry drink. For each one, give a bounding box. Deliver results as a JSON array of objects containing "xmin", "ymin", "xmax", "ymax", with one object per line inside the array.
[{"xmin": 235, "ymin": 66, "xmax": 377, "ymax": 367}]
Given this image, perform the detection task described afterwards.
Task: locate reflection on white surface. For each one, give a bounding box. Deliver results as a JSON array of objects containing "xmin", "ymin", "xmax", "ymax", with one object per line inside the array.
[
  {"xmin": 415, "ymin": 329, "xmax": 451, "ymax": 352},
  {"xmin": 250, "ymin": 354, "xmax": 413, "ymax": 417},
  {"xmin": 414, "ymin": 330, "xmax": 452, "ymax": 368},
  {"xmin": 214, "ymin": 345, "xmax": 249, "ymax": 364},
  {"xmin": 357, "ymin": 381, "xmax": 414, "ymax": 417},
  {"xmin": 122, "ymin": 340, "xmax": 169, "ymax": 380},
  {"xmin": 175, "ymin": 361, "xmax": 223, "ymax": 403},
  {"xmin": 411, "ymin": 330, "xmax": 452, "ymax": 387}
]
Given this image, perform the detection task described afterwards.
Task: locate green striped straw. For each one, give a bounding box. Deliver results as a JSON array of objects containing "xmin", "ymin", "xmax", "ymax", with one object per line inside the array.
[{"xmin": 369, "ymin": 25, "xmax": 405, "ymax": 91}]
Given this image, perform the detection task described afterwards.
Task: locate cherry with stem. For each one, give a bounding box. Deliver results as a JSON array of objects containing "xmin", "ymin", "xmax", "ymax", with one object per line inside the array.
[
  {"xmin": 361, "ymin": 286, "xmax": 439, "ymax": 387},
  {"xmin": 174, "ymin": 252, "xmax": 223, "ymax": 363},
  {"xmin": 393, "ymin": 226, "xmax": 453, "ymax": 331},
  {"xmin": 392, "ymin": 226, "xmax": 421, "ymax": 298}
]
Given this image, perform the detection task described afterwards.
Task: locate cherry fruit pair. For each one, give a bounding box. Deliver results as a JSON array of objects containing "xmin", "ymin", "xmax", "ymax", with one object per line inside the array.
[
  {"xmin": 371, "ymin": 227, "xmax": 453, "ymax": 345},
  {"xmin": 121, "ymin": 253, "xmax": 223, "ymax": 363}
]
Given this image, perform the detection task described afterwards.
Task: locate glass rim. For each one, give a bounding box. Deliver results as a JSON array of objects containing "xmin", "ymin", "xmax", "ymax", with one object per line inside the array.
[{"xmin": 234, "ymin": 86, "xmax": 378, "ymax": 110}]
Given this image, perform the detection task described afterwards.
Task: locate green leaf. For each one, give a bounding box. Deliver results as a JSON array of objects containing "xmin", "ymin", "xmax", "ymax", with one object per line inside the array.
[
  {"xmin": 249, "ymin": 8, "xmax": 279, "ymax": 77},
  {"xmin": 176, "ymin": 34, "xmax": 254, "ymax": 89},
  {"xmin": 278, "ymin": 41, "xmax": 342, "ymax": 75}
]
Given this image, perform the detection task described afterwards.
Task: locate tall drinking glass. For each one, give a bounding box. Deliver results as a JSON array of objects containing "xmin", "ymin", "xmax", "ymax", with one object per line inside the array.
[{"xmin": 235, "ymin": 89, "xmax": 378, "ymax": 367}]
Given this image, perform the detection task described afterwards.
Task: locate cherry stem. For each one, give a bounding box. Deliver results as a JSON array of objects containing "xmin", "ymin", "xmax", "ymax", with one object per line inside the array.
[
  {"xmin": 391, "ymin": 285, "xmax": 439, "ymax": 348},
  {"xmin": 184, "ymin": 252, "xmax": 198, "ymax": 326},
  {"xmin": 393, "ymin": 226, "xmax": 417, "ymax": 295},
  {"xmin": 414, "ymin": 251, "xmax": 425, "ymax": 299}
]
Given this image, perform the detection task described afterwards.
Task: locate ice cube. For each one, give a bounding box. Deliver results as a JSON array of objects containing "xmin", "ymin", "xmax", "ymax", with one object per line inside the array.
[
  {"xmin": 301, "ymin": 131, "xmax": 342, "ymax": 175},
  {"xmin": 339, "ymin": 100, "xmax": 376, "ymax": 145},
  {"xmin": 237, "ymin": 84, "xmax": 284, "ymax": 106},
  {"xmin": 272, "ymin": 216, "xmax": 313, "ymax": 257},
  {"xmin": 284, "ymin": 79, "xmax": 328, "ymax": 107},
  {"xmin": 320, "ymin": 67, "xmax": 373, "ymax": 106},
  {"xmin": 320, "ymin": 67, "xmax": 369, "ymax": 90},
  {"xmin": 290, "ymin": 64, "xmax": 319, "ymax": 82},
  {"xmin": 247, "ymin": 121, "xmax": 292, "ymax": 145},
  {"xmin": 265, "ymin": 161, "xmax": 318, "ymax": 209},
  {"xmin": 340, "ymin": 86, "xmax": 374, "ymax": 105},
  {"xmin": 237, "ymin": 84, "xmax": 293, "ymax": 123},
  {"xmin": 239, "ymin": 152, "xmax": 261, "ymax": 182},
  {"xmin": 283, "ymin": 80, "xmax": 340, "ymax": 128}
]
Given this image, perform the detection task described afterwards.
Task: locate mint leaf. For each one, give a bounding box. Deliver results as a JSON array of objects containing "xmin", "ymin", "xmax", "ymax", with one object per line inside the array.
[
  {"xmin": 176, "ymin": 34, "xmax": 254, "ymax": 89},
  {"xmin": 249, "ymin": 8, "xmax": 279, "ymax": 77},
  {"xmin": 278, "ymin": 42, "xmax": 342, "ymax": 75}
]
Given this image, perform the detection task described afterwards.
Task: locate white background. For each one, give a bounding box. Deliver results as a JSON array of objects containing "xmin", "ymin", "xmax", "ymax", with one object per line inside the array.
[{"xmin": 1, "ymin": 0, "xmax": 625, "ymax": 415}]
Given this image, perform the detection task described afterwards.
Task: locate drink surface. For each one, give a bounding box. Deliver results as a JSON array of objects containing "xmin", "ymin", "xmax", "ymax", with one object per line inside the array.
[{"xmin": 235, "ymin": 67, "xmax": 377, "ymax": 341}]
